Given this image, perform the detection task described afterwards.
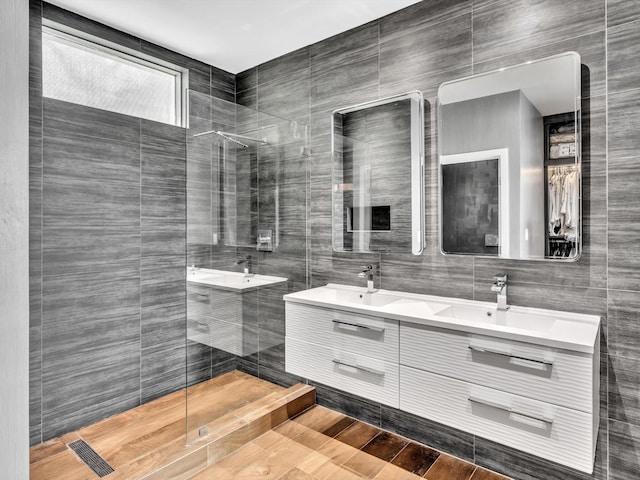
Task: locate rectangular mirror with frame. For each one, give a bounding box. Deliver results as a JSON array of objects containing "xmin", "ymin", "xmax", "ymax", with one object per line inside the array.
[
  {"xmin": 331, "ymin": 91, "xmax": 425, "ymax": 255},
  {"xmin": 438, "ymin": 52, "xmax": 581, "ymax": 261}
]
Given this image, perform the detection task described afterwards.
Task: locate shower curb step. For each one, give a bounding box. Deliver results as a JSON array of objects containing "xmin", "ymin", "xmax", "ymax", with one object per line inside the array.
[{"xmin": 116, "ymin": 383, "xmax": 316, "ymax": 480}]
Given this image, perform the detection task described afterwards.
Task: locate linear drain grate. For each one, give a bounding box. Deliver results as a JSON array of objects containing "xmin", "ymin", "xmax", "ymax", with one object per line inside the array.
[{"xmin": 68, "ymin": 439, "xmax": 114, "ymax": 478}]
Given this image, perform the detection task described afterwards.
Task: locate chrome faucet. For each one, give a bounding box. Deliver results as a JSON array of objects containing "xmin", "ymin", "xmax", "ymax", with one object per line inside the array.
[
  {"xmin": 188, "ymin": 265, "xmax": 199, "ymax": 275},
  {"xmin": 235, "ymin": 255, "xmax": 254, "ymax": 277},
  {"xmin": 358, "ymin": 264, "xmax": 378, "ymax": 293},
  {"xmin": 491, "ymin": 273, "xmax": 509, "ymax": 311}
]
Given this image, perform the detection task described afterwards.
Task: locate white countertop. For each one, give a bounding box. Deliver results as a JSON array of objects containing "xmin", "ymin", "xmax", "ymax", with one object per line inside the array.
[
  {"xmin": 283, "ymin": 283, "xmax": 601, "ymax": 354},
  {"xmin": 187, "ymin": 268, "xmax": 287, "ymax": 292}
]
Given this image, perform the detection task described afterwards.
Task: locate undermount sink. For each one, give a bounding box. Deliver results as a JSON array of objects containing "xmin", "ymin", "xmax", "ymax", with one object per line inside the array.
[
  {"xmin": 435, "ymin": 305, "xmax": 557, "ymax": 332},
  {"xmin": 333, "ymin": 289, "xmax": 402, "ymax": 307}
]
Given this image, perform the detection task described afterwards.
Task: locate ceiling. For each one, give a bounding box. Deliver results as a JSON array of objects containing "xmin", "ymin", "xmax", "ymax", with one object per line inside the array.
[{"xmin": 47, "ymin": 0, "xmax": 421, "ymax": 74}]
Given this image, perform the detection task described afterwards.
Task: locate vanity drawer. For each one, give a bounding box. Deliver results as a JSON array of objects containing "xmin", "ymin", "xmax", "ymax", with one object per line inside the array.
[
  {"xmin": 286, "ymin": 337, "xmax": 399, "ymax": 408},
  {"xmin": 400, "ymin": 366, "xmax": 595, "ymax": 474},
  {"xmin": 286, "ymin": 303, "xmax": 398, "ymax": 362},
  {"xmin": 400, "ymin": 323, "xmax": 596, "ymax": 412}
]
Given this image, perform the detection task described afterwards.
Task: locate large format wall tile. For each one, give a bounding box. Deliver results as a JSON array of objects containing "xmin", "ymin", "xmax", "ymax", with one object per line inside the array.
[
  {"xmin": 609, "ymin": 419, "xmax": 640, "ymax": 479},
  {"xmin": 608, "ymin": 290, "xmax": 640, "ymax": 358},
  {"xmin": 473, "ymin": 0, "xmax": 605, "ymax": 63},
  {"xmin": 608, "ymin": 156, "xmax": 640, "ymax": 291},
  {"xmin": 380, "ymin": 13, "xmax": 472, "ymax": 96},
  {"xmin": 607, "ymin": 20, "xmax": 640, "ymax": 94},
  {"xmin": 609, "ymin": 353, "xmax": 640, "ymax": 426},
  {"xmin": 607, "ymin": 0, "xmax": 640, "ymax": 28}
]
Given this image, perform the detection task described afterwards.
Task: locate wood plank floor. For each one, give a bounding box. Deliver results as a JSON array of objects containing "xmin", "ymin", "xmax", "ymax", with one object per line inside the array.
[
  {"xmin": 30, "ymin": 371, "xmax": 309, "ymax": 480},
  {"xmin": 30, "ymin": 370, "xmax": 510, "ymax": 480},
  {"xmin": 196, "ymin": 405, "xmax": 511, "ymax": 480}
]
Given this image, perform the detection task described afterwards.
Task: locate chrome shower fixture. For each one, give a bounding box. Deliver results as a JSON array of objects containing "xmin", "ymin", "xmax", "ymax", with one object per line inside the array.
[{"xmin": 193, "ymin": 129, "xmax": 268, "ymax": 148}]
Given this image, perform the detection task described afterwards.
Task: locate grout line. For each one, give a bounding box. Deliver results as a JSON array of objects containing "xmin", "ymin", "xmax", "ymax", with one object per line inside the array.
[{"xmin": 139, "ymin": 118, "xmax": 143, "ymax": 406}]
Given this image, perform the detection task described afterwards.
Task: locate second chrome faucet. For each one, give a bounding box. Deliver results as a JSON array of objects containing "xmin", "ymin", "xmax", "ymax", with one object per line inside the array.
[
  {"xmin": 358, "ymin": 264, "xmax": 377, "ymax": 293},
  {"xmin": 491, "ymin": 273, "xmax": 509, "ymax": 311}
]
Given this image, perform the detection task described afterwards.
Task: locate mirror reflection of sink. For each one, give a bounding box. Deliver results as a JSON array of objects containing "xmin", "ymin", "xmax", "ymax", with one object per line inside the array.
[
  {"xmin": 435, "ymin": 305, "xmax": 556, "ymax": 332},
  {"xmin": 334, "ymin": 290, "xmax": 402, "ymax": 307}
]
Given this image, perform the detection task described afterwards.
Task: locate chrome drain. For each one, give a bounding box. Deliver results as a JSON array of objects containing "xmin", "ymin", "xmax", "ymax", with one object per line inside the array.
[{"xmin": 68, "ymin": 439, "xmax": 114, "ymax": 478}]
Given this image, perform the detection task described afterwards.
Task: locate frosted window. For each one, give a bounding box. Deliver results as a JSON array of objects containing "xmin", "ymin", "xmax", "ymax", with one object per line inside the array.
[{"xmin": 43, "ymin": 28, "xmax": 182, "ymax": 126}]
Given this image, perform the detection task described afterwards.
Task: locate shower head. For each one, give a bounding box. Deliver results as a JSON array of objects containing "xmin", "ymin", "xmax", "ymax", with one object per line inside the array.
[{"xmin": 193, "ymin": 130, "xmax": 268, "ymax": 147}]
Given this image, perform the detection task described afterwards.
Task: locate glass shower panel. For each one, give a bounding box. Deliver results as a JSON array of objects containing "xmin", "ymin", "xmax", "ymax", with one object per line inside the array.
[{"xmin": 185, "ymin": 90, "xmax": 309, "ymax": 445}]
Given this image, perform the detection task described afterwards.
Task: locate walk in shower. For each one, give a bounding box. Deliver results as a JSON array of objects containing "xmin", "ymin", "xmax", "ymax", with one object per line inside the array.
[{"xmin": 185, "ymin": 90, "xmax": 310, "ymax": 443}]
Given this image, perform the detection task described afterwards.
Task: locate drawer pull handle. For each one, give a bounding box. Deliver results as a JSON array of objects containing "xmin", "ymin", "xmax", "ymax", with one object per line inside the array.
[
  {"xmin": 468, "ymin": 396, "xmax": 554, "ymax": 424},
  {"xmin": 332, "ymin": 359, "xmax": 385, "ymax": 376},
  {"xmin": 332, "ymin": 319, "xmax": 385, "ymax": 333},
  {"xmin": 468, "ymin": 345, "xmax": 553, "ymax": 366},
  {"xmin": 196, "ymin": 294, "xmax": 209, "ymax": 301}
]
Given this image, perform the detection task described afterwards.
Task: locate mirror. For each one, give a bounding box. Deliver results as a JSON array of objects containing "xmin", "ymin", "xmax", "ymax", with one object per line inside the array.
[
  {"xmin": 332, "ymin": 91, "xmax": 425, "ymax": 255},
  {"xmin": 438, "ymin": 52, "xmax": 581, "ymax": 260}
]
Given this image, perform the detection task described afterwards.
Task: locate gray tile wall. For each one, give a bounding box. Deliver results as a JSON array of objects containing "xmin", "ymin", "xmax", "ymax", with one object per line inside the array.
[
  {"xmin": 29, "ymin": 1, "xmax": 234, "ymax": 444},
  {"xmin": 238, "ymin": 0, "xmax": 640, "ymax": 478}
]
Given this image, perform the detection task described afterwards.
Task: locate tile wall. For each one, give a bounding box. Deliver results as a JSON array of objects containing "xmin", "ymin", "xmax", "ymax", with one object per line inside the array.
[
  {"xmin": 237, "ymin": 0, "xmax": 640, "ymax": 478},
  {"xmin": 28, "ymin": 1, "xmax": 234, "ymax": 444}
]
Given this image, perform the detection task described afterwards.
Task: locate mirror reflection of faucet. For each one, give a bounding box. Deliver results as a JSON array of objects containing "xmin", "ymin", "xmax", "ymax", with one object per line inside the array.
[
  {"xmin": 358, "ymin": 264, "xmax": 378, "ymax": 293},
  {"xmin": 491, "ymin": 273, "xmax": 509, "ymax": 311},
  {"xmin": 189, "ymin": 265, "xmax": 199, "ymax": 275},
  {"xmin": 235, "ymin": 256, "xmax": 254, "ymax": 277}
]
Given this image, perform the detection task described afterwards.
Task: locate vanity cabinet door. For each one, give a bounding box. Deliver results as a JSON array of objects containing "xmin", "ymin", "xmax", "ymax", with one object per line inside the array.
[
  {"xmin": 286, "ymin": 303, "xmax": 398, "ymax": 362},
  {"xmin": 286, "ymin": 337, "xmax": 399, "ymax": 407},
  {"xmin": 399, "ymin": 322, "xmax": 596, "ymax": 412},
  {"xmin": 400, "ymin": 366, "xmax": 595, "ymax": 474}
]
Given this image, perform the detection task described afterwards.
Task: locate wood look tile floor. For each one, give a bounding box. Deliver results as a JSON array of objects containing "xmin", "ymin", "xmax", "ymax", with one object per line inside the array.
[
  {"xmin": 196, "ymin": 405, "xmax": 511, "ymax": 480},
  {"xmin": 30, "ymin": 371, "xmax": 510, "ymax": 480}
]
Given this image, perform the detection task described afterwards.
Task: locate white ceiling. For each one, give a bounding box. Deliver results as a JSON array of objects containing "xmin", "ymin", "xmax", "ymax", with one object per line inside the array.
[{"xmin": 47, "ymin": 0, "xmax": 421, "ymax": 74}]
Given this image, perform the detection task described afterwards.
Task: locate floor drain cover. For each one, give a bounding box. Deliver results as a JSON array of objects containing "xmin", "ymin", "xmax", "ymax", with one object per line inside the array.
[{"xmin": 68, "ymin": 439, "xmax": 114, "ymax": 478}]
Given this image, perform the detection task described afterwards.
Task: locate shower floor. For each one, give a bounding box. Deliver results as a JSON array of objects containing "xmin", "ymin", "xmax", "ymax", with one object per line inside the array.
[{"xmin": 30, "ymin": 370, "xmax": 510, "ymax": 480}]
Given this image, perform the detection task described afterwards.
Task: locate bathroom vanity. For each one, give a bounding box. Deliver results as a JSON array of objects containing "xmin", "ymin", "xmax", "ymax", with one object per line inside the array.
[{"xmin": 284, "ymin": 284, "xmax": 600, "ymax": 473}]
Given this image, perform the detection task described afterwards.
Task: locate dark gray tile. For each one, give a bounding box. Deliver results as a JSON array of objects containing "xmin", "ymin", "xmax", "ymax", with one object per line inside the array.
[
  {"xmin": 187, "ymin": 340, "xmax": 212, "ymax": 387},
  {"xmin": 312, "ymin": 382, "xmax": 381, "ymax": 427},
  {"xmin": 211, "ymin": 65, "xmax": 235, "ymax": 103},
  {"xmin": 42, "ymin": 2, "xmax": 141, "ymax": 51},
  {"xmin": 237, "ymin": 87, "xmax": 257, "ymax": 110},
  {"xmin": 381, "ymin": 405, "xmax": 474, "ymax": 463},
  {"xmin": 382, "ymin": 253, "xmax": 474, "ymax": 299},
  {"xmin": 380, "ymin": 13, "xmax": 472, "ymax": 94},
  {"xmin": 380, "ymin": 0, "xmax": 471, "ymax": 41},
  {"xmin": 608, "ymin": 156, "xmax": 640, "ymax": 291},
  {"xmin": 141, "ymin": 119, "xmax": 186, "ymax": 190},
  {"xmin": 43, "ymin": 98, "xmax": 140, "ymax": 145},
  {"xmin": 473, "ymin": 279, "xmax": 607, "ymax": 316},
  {"xmin": 609, "ymin": 419, "xmax": 640, "ymax": 479},
  {"xmin": 608, "ymin": 20, "xmax": 640, "ymax": 94},
  {"xmin": 609, "ymin": 353, "xmax": 640, "ymax": 425},
  {"xmin": 213, "ymin": 357, "xmax": 239, "ymax": 378},
  {"xmin": 473, "ymin": 30, "xmax": 606, "ymax": 99},
  {"xmin": 608, "ymin": 290, "xmax": 640, "ymax": 358},
  {"xmin": 258, "ymin": 47, "xmax": 309, "ymax": 86},
  {"xmin": 236, "ymin": 67, "xmax": 257, "ymax": 93},
  {"xmin": 310, "ymin": 252, "xmax": 381, "ymax": 289},
  {"xmin": 473, "ymin": 0, "xmax": 605, "ymax": 63},
  {"xmin": 257, "ymin": 331, "xmax": 285, "ymax": 373},
  {"xmin": 41, "ymin": 270, "xmax": 141, "ymax": 439},
  {"xmin": 475, "ymin": 421, "xmax": 607, "ymax": 480},
  {"xmin": 142, "ymin": 185, "xmax": 186, "ymax": 227},
  {"xmin": 141, "ymin": 342, "xmax": 185, "ymax": 403},
  {"xmin": 608, "ymin": 0, "xmax": 640, "ymax": 28},
  {"xmin": 608, "ymin": 89, "xmax": 640, "ymax": 158},
  {"xmin": 258, "ymin": 70, "xmax": 310, "ymax": 125},
  {"xmin": 142, "ymin": 224, "xmax": 185, "ymax": 259},
  {"xmin": 43, "ymin": 226, "xmax": 140, "ymax": 276},
  {"xmin": 257, "ymin": 364, "xmax": 303, "ymax": 388}
]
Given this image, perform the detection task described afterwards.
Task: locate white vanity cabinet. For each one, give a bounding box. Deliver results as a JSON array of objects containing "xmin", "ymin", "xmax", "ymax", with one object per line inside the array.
[
  {"xmin": 285, "ymin": 303, "xmax": 400, "ymax": 407},
  {"xmin": 283, "ymin": 283, "xmax": 601, "ymax": 474},
  {"xmin": 399, "ymin": 322, "xmax": 599, "ymax": 474}
]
